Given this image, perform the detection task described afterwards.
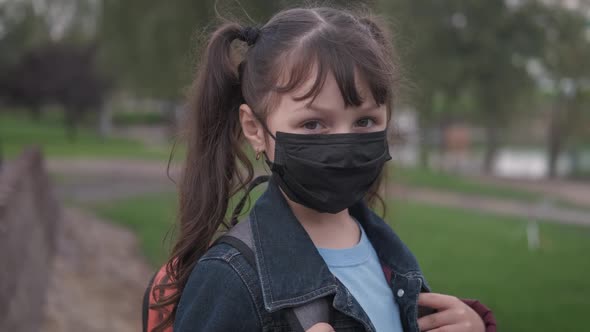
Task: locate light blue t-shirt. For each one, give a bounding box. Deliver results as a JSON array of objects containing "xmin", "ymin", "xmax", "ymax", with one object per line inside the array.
[{"xmin": 316, "ymin": 219, "xmax": 403, "ymax": 332}]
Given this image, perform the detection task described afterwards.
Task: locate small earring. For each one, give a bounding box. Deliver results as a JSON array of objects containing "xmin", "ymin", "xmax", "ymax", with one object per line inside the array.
[{"xmin": 255, "ymin": 151, "xmax": 262, "ymax": 160}]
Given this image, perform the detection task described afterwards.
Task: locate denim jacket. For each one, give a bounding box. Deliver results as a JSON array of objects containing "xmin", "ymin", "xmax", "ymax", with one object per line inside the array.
[{"xmin": 174, "ymin": 177, "xmax": 477, "ymax": 331}]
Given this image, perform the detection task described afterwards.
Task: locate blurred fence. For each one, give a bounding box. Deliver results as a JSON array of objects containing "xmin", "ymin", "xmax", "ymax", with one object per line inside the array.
[{"xmin": 0, "ymin": 147, "xmax": 60, "ymax": 332}]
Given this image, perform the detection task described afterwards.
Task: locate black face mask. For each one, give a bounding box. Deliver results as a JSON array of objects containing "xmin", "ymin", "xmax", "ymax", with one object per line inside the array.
[{"xmin": 265, "ymin": 130, "xmax": 392, "ymax": 214}]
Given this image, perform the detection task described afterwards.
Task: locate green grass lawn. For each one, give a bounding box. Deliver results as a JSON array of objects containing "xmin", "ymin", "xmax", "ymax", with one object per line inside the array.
[
  {"xmin": 389, "ymin": 201, "xmax": 590, "ymax": 332},
  {"xmin": 1, "ymin": 111, "xmax": 176, "ymax": 160},
  {"xmin": 86, "ymin": 192, "xmax": 178, "ymax": 266},
  {"xmin": 87, "ymin": 188, "xmax": 264, "ymax": 266},
  {"xmin": 87, "ymin": 189, "xmax": 590, "ymax": 331}
]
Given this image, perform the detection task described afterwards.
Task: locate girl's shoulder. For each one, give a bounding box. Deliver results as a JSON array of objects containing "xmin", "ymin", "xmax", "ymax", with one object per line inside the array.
[
  {"xmin": 200, "ymin": 239, "xmax": 243, "ymax": 263},
  {"xmin": 186, "ymin": 235, "xmax": 263, "ymax": 294},
  {"xmin": 175, "ymin": 250, "xmax": 263, "ymax": 331},
  {"xmin": 184, "ymin": 216, "xmax": 260, "ymax": 294},
  {"xmin": 193, "ymin": 240, "xmax": 256, "ymax": 284}
]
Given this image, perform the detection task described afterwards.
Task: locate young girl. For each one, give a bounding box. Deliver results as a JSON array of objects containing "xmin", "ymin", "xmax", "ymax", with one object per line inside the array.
[{"xmin": 150, "ymin": 5, "xmax": 496, "ymax": 332}]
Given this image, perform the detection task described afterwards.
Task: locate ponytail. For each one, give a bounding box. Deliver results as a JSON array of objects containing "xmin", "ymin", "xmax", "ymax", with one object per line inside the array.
[{"xmin": 151, "ymin": 22, "xmax": 255, "ymax": 331}]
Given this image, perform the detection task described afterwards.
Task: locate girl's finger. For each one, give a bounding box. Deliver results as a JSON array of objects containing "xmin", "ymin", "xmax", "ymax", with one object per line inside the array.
[
  {"xmin": 418, "ymin": 292, "xmax": 461, "ymax": 310},
  {"xmin": 417, "ymin": 309, "xmax": 457, "ymax": 331},
  {"xmin": 427, "ymin": 323, "xmax": 469, "ymax": 332},
  {"xmin": 305, "ymin": 323, "xmax": 335, "ymax": 332}
]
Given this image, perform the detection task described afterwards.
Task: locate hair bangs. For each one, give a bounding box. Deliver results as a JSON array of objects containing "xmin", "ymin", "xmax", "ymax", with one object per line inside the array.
[{"xmin": 270, "ymin": 35, "xmax": 393, "ymax": 112}]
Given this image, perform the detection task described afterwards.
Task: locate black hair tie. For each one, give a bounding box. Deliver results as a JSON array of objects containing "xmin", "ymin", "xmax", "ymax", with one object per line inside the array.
[{"xmin": 238, "ymin": 26, "xmax": 261, "ymax": 46}]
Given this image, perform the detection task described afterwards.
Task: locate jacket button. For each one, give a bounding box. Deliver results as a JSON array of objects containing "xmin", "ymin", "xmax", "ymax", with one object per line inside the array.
[{"xmin": 397, "ymin": 289, "xmax": 405, "ymax": 297}]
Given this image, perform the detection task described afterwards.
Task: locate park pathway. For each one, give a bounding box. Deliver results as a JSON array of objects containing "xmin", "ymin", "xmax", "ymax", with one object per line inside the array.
[
  {"xmin": 42, "ymin": 207, "xmax": 153, "ymax": 332},
  {"xmin": 390, "ymin": 185, "xmax": 590, "ymax": 227},
  {"xmin": 47, "ymin": 158, "xmax": 590, "ymax": 226},
  {"xmin": 477, "ymin": 175, "xmax": 590, "ymax": 208}
]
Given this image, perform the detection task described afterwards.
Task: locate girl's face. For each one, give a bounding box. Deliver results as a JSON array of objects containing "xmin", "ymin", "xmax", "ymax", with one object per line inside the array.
[{"xmin": 240, "ymin": 68, "xmax": 388, "ymax": 161}]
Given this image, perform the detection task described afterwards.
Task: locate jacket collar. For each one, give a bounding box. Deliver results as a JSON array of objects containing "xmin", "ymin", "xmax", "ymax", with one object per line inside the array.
[{"xmin": 248, "ymin": 176, "xmax": 426, "ymax": 312}]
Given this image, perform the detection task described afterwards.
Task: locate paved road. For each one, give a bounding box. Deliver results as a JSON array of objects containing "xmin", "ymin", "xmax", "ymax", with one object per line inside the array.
[
  {"xmin": 47, "ymin": 158, "xmax": 590, "ymax": 226},
  {"xmin": 477, "ymin": 175, "xmax": 590, "ymax": 208},
  {"xmin": 389, "ymin": 185, "xmax": 590, "ymax": 227}
]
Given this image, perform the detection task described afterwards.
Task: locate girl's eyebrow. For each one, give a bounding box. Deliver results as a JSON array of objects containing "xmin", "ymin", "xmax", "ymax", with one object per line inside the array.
[{"xmin": 297, "ymin": 102, "xmax": 381, "ymax": 113}]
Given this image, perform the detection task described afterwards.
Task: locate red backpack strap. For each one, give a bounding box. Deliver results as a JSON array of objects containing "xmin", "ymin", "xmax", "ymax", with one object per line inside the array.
[
  {"xmin": 142, "ymin": 271, "xmax": 158, "ymax": 332},
  {"xmin": 143, "ymin": 264, "xmax": 174, "ymax": 332},
  {"xmin": 460, "ymin": 299, "xmax": 497, "ymax": 332}
]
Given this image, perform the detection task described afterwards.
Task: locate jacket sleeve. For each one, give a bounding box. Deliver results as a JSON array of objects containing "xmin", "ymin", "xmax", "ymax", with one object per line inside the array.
[
  {"xmin": 460, "ymin": 298, "xmax": 496, "ymax": 332},
  {"xmin": 174, "ymin": 259, "xmax": 261, "ymax": 332}
]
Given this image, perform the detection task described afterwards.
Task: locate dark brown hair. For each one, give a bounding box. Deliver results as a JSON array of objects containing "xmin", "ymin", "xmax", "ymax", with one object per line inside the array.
[{"xmin": 152, "ymin": 4, "xmax": 399, "ymax": 331}]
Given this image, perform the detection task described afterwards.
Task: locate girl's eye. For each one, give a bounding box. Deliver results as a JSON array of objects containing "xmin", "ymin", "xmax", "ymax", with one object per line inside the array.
[
  {"xmin": 303, "ymin": 120, "xmax": 323, "ymax": 131},
  {"xmin": 355, "ymin": 117, "xmax": 375, "ymax": 128}
]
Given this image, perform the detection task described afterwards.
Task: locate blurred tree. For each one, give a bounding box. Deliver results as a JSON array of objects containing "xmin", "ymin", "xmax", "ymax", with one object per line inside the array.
[
  {"xmin": 532, "ymin": 5, "xmax": 590, "ymax": 178},
  {"xmin": 378, "ymin": 0, "xmax": 463, "ymax": 168},
  {"xmin": 379, "ymin": 0, "xmax": 545, "ymax": 173},
  {"xmin": 0, "ymin": 43, "xmax": 110, "ymax": 140},
  {"xmin": 0, "ymin": 1, "xmax": 51, "ymax": 70},
  {"xmin": 568, "ymin": 87, "xmax": 590, "ymax": 178},
  {"xmin": 462, "ymin": 1, "xmax": 544, "ymax": 174},
  {"xmin": 566, "ymin": 90, "xmax": 590, "ymax": 178},
  {"xmin": 0, "ymin": 0, "xmax": 97, "ymax": 66},
  {"xmin": 0, "ymin": 0, "xmax": 103, "ymax": 124},
  {"xmin": 99, "ymin": 0, "xmax": 198, "ymax": 99},
  {"xmin": 97, "ymin": 0, "xmax": 376, "ymax": 102},
  {"xmin": 97, "ymin": 0, "xmax": 286, "ymax": 100}
]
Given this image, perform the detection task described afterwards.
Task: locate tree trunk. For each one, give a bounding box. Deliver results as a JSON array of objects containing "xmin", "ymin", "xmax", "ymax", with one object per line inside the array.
[
  {"xmin": 64, "ymin": 106, "xmax": 78, "ymax": 142},
  {"xmin": 418, "ymin": 117, "xmax": 430, "ymax": 169},
  {"xmin": 547, "ymin": 133, "xmax": 561, "ymax": 179},
  {"xmin": 163, "ymin": 100, "xmax": 180, "ymax": 140},
  {"xmin": 0, "ymin": 135, "xmax": 3, "ymax": 170},
  {"xmin": 30, "ymin": 104, "xmax": 42, "ymax": 122},
  {"xmin": 546, "ymin": 103, "xmax": 564, "ymax": 179},
  {"xmin": 569, "ymin": 146, "xmax": 580, "ymax": 179},
  {"xmin": 98, "ymin": 102, "xmax": 112, "ymax": 140},
  {"xmin": 418, "ymin": 94, "xmax": 434, "ymax": 169},
  {"xmin": 482, "ymin": 122, "xmax": 499, "ymax": 175}
]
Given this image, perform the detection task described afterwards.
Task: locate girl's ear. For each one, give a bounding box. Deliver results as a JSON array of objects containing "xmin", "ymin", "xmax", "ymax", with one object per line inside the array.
[{"xmin": 239, "ymin": 103, "xmax": 266, "ymax": 154}]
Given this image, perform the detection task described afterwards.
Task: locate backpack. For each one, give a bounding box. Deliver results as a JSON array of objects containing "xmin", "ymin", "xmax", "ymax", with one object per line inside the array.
[{"xmin": 141, "ymin": 217, "xmax": 332, "ymax": 332}]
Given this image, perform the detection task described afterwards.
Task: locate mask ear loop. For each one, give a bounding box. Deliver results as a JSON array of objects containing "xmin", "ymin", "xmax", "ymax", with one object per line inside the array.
[
  {"xmin": 230, "ymin": 113, "xmax": 273, "ymax": 227},
  {"xmin": 230, "ymin": 175, "xmax": 271, "ymax": 226}
]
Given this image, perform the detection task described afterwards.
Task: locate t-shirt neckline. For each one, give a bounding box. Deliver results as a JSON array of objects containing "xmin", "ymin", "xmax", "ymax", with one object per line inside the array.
[{"xmin": 316, "ymin": 217, "xmax": 372, "ymax": 267}]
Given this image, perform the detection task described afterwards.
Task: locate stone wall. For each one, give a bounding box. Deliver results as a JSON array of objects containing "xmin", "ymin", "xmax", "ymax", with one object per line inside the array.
[{"xmin": 0, "ymin": 147, "xmax": 60, "ymax": 332}]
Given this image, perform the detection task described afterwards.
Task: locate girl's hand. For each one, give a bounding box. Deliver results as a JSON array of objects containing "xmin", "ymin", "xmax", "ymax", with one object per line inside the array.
[
  {"xmin": 306, "ymin": 323, "xmax": 335, "ymax": 332},
  {"xmin": 417, "ymin": 293, "xmax": 485, "ymax": 332}
]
